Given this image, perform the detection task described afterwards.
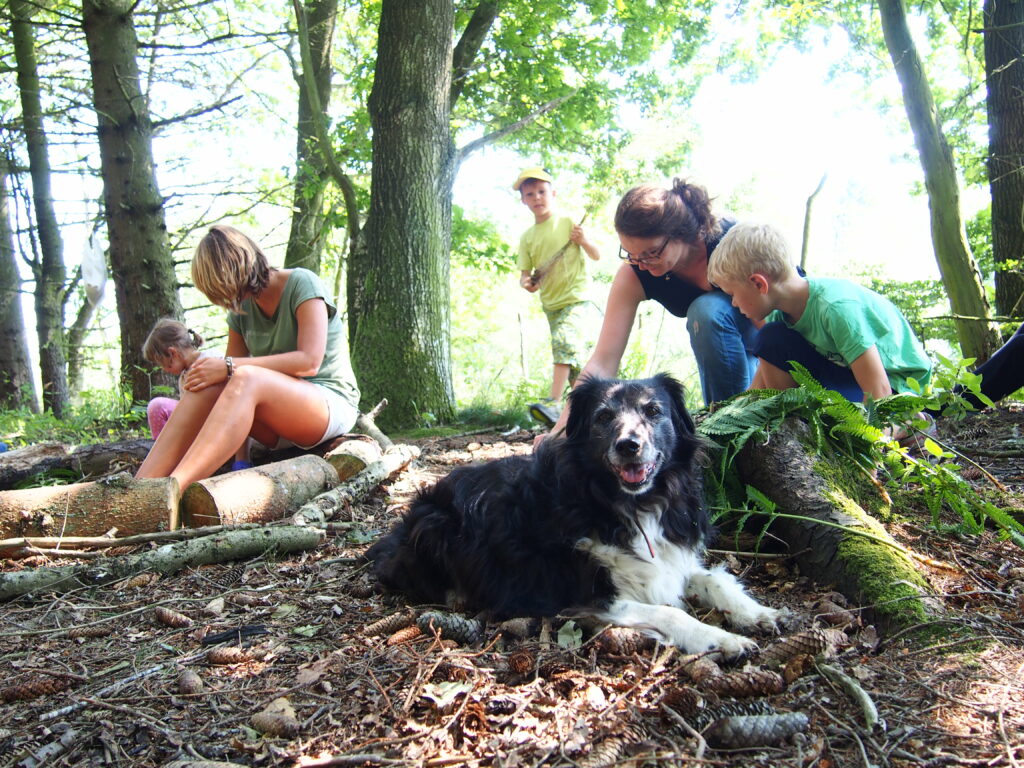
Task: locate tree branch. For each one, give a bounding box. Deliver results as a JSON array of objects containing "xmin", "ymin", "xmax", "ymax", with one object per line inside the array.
[
  {"xmin": 456, "ymin": 93, "xmax": 574, "ymax": 164},
  {"xmin": 151, "ymin": 95, "xmax": 243, "ymax": 130},
  {"xmin": 450, "ymin": 0, "xmax": 502, "ymax": 109}
]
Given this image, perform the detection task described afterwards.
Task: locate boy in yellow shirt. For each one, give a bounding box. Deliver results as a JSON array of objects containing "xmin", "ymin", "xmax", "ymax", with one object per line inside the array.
[{"xmin": 514, "ymin": 167, "xmax": 601, "ymax": 425}]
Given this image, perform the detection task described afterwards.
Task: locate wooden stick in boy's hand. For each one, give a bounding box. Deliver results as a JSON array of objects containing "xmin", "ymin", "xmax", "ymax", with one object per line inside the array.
[{"xmin": 531, "ymin": 212, "xmax": 589, "ymax": 287}]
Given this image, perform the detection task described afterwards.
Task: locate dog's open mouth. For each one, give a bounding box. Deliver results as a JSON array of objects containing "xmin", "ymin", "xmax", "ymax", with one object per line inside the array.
[{"xmin": 616, "ymin": 461, "xmax": 657, "ymax": 489}]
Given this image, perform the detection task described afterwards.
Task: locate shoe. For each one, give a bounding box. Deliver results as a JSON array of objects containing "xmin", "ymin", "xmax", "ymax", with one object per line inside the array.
[
  {"xmin": 528, "ymin": 401, "xmax": 560, "ymax": 428},
  {"xmin": 230, "ymin": 460, "xmax": 254, "ymax": 472}
]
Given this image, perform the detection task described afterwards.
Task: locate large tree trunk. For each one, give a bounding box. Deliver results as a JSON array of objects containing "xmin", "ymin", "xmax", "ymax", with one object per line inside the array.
[
  {"xmin": 0, "ymin": 163, "xmax": 37, "ymax": 412},
  {"xmin": 12, "ymin": 0, "xmax": 69, "ymax": 417},
  {"xmin": 878, "ymin": 0, "xmax": 1001, "ymax": 361},
  {"xmin": 82, "ymin": 0, "xmax": 181, "ymax": 405},
  {"xmin": 285, "ymin": 0, "xmax": 338, "ymax": 274},
  {"xmin": 348, "ymin": 0, "xmax": 457, "ymax": 430},
  {"xmin": 983, "ymin": 0, "xmax": 1024, "ymax": 320}
]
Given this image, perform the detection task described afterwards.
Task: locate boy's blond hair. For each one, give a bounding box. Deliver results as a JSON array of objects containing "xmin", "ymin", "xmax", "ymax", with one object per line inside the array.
[
  {"xmin": 191, "ymin": 225, "xmax": 271, "ymax": 312},
  {"xmin": 708, "ymin": 222, "xmax": 798, "ymax": 284},
  {"xmin": 142, "ymin": 318, "xmax": 203, "ymax": 364}
]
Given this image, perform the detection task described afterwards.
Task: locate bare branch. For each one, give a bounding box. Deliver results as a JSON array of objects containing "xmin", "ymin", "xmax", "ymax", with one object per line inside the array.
[
  {"xmin": 456, "ymin": 93, "xmax": 574, "ymax": 164},
  {"xmin": 151, "ymin": 95, "xmax": 243, "ymax": 130},
  {"xmin": 450, "ymin": 1, "xmax": 502, "ymax": 109}
]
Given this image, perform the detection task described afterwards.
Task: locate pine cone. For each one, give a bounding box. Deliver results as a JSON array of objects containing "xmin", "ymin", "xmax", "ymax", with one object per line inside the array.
[
  {"xmin": 154, "ymin": 606, "xmax": 193, "ymax": 628},
  {"xmin": 678, "ymin": 654, "xmax": 722, "ymax": 683},
  {"xmin": 364, "ymin": 611, "xmax": 414, "ymax": 637},
  {"xmin": 659, "ymin": 684, "xmax": 704, "ymax": 718},
  {"xmin": 593, "ymin": 627, "xmax": 657, "ymax": 656},
  {"xmin": 416, "ymin": 611, "xmax": 483, "ymax": 645},
  {"xmin": 704, "ymin": 712, "xmax": 809, "ymax": 748},
  {"xmin": 67, "ymin": 625, "xmax": 111, "ymax": 639},
  {"xmin": 761, "ymin": 628, "xmax": 833, "ymax": 666},
  {"xmin": 120, "ymin": 572, "xmax": 158, "ymax": 589},
  {"xmin": 1, "ymin": 676, "xmax": 72, "ymax": 702},
  {"xmin": 251, "ymin": 697, "xmax": 301, "ymax": 737},
  {"xmin": 507, "ymin": 650, "xmax": 535, "ymax": 675},
  {"xmin": 691, "ymin": 699, "xmax": 775, "ymax": 731},
  {"xmin": 783, "ymin": 653, "xmax": 816, "ymax": 684},
  {"xmin": 704, "ymin": 668, "xmax": 785, "ymax": 698},
  {"xmin": 177, "ymin": 668, "xmax": 205, "ymax": 695},
  {"xmin": 386, "ymin": 625, "xmax": 423, "ymax": 646},
  {"xmin": 206, "ymin": 646, "xmax": 254, "ymax": 665}
]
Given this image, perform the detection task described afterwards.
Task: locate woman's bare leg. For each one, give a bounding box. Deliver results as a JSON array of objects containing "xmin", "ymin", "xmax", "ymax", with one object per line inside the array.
[
  {"xmin": 136, "ymin": 385, "xmax": 223, "ymax": 478},
  {"xmin": 169, "ymin": 366, "xmax": 332, "ymax": 489}
]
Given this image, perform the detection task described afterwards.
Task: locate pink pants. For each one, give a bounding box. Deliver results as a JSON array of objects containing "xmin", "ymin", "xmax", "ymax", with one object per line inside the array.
[{"xmin": 147, "ymin": 397, "xmax": 178, "ymax": 438}]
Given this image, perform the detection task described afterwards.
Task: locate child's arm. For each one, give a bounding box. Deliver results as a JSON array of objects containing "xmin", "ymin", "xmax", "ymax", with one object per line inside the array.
[
  {"xmin": 570, "ymin": 225, "xmax": 600, "ymax": 261},
  {"xmin": 849, "ymin": 346, "xmax": 894, "ymax": 401},
  {"xmin": 520, "ymin": 270, "xmax": 539, "ymax": 292}
]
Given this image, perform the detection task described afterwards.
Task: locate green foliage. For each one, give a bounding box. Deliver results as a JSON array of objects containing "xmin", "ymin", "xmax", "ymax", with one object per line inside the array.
[
  {"xmin": 698, "ymin": 364, "xmax": 1024, "ymax": 546},
  {"xmin": 451, "ymin": 206, "xmax": 512, "ymax": 273},
  {"xmin": 0, "ymin": 388, "xmax": 145, "ymax": 448}
]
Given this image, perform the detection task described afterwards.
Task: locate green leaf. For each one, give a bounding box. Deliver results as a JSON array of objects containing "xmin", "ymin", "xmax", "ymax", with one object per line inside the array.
[{"xmin": 557, "ymin": 620, "xmax": 583, "ymax": 650}]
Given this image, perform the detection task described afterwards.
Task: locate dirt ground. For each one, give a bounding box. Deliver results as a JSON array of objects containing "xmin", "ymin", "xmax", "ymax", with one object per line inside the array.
[{"xmin": 1, "ymin": 407, "xmax": 1023, "ymax": 768}]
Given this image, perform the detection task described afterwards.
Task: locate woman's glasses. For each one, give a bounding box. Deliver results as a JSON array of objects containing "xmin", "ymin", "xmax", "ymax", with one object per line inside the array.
[{"xmin": 618, "ymin": 236, "xmax": 671, "ymax": 266}]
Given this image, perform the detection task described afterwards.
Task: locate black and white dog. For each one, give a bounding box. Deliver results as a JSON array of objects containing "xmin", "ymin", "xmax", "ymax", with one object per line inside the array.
[{"xmin": 367, "ymin": 374, "xmax": 779, "ymax": 657}]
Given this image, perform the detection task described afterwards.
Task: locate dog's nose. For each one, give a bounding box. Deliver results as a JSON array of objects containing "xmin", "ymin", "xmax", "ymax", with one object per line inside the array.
[{"xmin": 616, "ymin": 437, "xmax": 641, "ymax": 456}]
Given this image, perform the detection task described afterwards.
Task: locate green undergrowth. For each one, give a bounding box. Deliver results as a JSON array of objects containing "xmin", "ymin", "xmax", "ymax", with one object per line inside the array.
[{"xmin": 0, "ymin": 390, "xmax": 145, "ymax": 449}]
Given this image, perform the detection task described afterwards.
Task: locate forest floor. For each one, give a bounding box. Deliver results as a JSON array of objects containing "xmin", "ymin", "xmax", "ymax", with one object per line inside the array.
[{"xmin": 1, "ymin": 406, "xmax": 1023, "ymax": 768}]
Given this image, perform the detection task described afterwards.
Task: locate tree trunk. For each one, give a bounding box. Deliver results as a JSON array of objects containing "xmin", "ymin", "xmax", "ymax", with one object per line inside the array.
[
  {"xmin": 735, "ymin": 419, "xmax": 933, "ymax": 632},
  {"xmin": 0, "ymin": 473, "xmax": 179, "ymax": 539},
  {"xmin": 179, "ymin": 455, "xmax": 339, "ymax": 528},
  {"xmin": 285, "ymin": 0, "xmax": 339, "ymax": 273},
  {"xmin": 0, "ymin": 162, "xmax": 37, "ymax": 412},
  {"xmin": 878, "ymin": 0, "xmax": 1001, "ymax": 361},
  {"xmin": 82, "ymin": 0, "xmax": 182, "ymax": 405},
  {"xmin": 348, "ymin": 0, "xmax": 457, "ymax": 430},
  {"xmin": 983, "ymin": 0, "xmax": 1024, "ymax": 320},
  {"xmin": 12, "ymin": 0, "xmax": 69, "ymax": 417}
]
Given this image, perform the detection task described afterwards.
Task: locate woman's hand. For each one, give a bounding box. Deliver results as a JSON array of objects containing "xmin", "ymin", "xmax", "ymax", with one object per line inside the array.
[{"xmin": 182, "ymin": 356, "xmax": 230, "ymax": 392}]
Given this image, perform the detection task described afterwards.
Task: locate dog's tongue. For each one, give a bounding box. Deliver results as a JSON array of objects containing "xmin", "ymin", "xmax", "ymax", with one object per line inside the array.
[{"xmin": 619, "ymin": 463, "xmax": 651, "ymax": 485}]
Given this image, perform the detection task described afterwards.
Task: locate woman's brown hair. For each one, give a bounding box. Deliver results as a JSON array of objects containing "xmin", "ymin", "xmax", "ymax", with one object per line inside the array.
[
  {"xmin": 191, "ymin": 225, "xmax": 271, "ymax": 312},
  {"xmin": 614, "ymin": 178, "xmax": 720, "ymax": 244}
]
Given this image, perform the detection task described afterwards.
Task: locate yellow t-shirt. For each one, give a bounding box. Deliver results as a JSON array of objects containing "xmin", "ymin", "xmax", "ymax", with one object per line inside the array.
[{"xmin": 516, "ymin": 215, "xmax": 587, "ymax": 311}]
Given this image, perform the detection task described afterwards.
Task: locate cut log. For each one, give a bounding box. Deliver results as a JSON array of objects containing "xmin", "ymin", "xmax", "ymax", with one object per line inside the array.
[
  {"xmin": 293, "ymin": 444, "xmax": 420, "ymax": 525},
  {"xmin": 734, "ymin": 418, "xmax": 933, "ymax": 631},
  {"xmin": 179, "ymin": 455, "xmax": 339, "ymax": 528},
  {"xmin": 0, "ymin": 524, "xmax": 323, "ymax": 601},
  {"xmin": 323, "ymin": 437, "xmax": 384, "ymax": 481},
  {"xmin": 0, "ymin": 439, "xmax": 155, "ymax": 490},
  {"xmin": 0, "ymin": 473, "xmax": 179, "ymax": 540}
]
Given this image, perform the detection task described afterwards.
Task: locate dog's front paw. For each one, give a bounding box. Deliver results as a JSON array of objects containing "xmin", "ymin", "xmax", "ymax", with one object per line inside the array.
[
  {"xmin": 682, "ymin": 625, "xmax": 758, "ymax": 662},
  {"xmin": 727, "ymin": 603, "xmax": 784, "ymax": 633}
]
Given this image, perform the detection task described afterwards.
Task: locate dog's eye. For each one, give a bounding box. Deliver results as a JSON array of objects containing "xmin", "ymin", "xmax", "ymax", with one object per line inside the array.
[
  {"xmin": 595, "ymin": 409, "xmax": 614, "ymax": 425},
  {"xmin": 643, "ymin": 403, "xmax": 662, "ymax": 418}
]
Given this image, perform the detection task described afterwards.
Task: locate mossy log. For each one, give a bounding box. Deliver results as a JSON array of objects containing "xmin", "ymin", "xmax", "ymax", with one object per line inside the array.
[
  {"xmin": 0, "ymin": 524, "xmax": 323, "ymax": 601},
  {"xmin": 0, "ymin": 439, "xmax": 154, "ymax": 490},
  {"xmin": 179, "ymin": 455, "xmax": 339, "ymax": 528},
  {"xmin": 735, "ymin": 418, "xmax": 933, "ymax": 631},
  {"xmin": 0, "ymin": 473, "xmax": 179, "ymax": 540}
]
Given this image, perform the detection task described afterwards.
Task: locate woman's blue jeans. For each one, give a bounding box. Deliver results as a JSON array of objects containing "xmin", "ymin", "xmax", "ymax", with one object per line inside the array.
[{"xmin": 685, "ymin": 291, "xmax": 759, "ymax": 405}]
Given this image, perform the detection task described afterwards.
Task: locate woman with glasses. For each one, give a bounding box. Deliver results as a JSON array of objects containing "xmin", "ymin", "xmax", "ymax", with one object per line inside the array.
[{"xmin": 539, "ymin": 178, "xmax": 756, "ymax": 440}]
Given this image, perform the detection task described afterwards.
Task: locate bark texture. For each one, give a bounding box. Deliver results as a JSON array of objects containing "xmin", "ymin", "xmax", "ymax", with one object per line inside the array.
[
  {"xmin": 0, "ymin": 473, "xmax": 179, "ymax": 539},
  {"xmin": 0, "ymin": 524, "xmax": 323, "ymax": 601},
  {"xmin": 348, "ymin": 0, "xmax": 457, "ymax": 429},
  {"xmin": 735, "ymin": 419, "xmax": 933, "ymax": 632},
  {"xmin": 285, "ymin": 0, "xmax": 339, "ymax": 273},
  {"xmin": 0, "ymin": 163, "xmax": 36, "ymax": 411},
  {"xmin": 179, "ymin": 455, "xmax": 339, "ymax": 527},
  {"xmin": 12, "ymin": 0, "xmax": 69, "ymax": 416},
  {"xmin": 878, "ymin": 0, "xmax": 1001, "ymax": 361},
  {"xmin": 82, "ymin": 0, "xmax": 181, "ymax": 404},
  {"xmin": 983, "ymin": 0, "xmax": 1024, "ymax": 319}
]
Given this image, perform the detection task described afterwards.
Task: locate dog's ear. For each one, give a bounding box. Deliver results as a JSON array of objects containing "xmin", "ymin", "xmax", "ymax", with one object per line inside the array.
[
  {"xmin": 565, "ymin": 374, "xmax": 602, "ymax": 441},
  {"xmin": 654, "ymin": 373, "xmax": 695, "ymax": 436}
]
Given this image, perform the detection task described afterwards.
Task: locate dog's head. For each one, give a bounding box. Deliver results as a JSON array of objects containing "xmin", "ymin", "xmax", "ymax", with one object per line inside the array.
[{"xmin": 564, "ymin": 373, "xmax": 699, "ymax": 495}]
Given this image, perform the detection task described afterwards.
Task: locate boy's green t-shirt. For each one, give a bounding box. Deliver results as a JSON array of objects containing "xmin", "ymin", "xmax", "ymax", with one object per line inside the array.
[
  {"xmin": 516, "ymin": 215, "xmax": 587, "ymax": 311},
  {"xmin": 766, "ymin": 276, "xmax": 932, "ymax": 393},
  {"xmin": 226, "ymin": 268, "xmax": 360, "ymax": 409}
]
